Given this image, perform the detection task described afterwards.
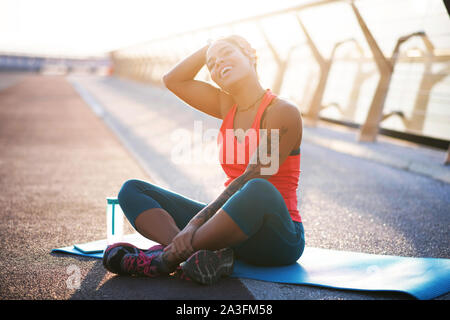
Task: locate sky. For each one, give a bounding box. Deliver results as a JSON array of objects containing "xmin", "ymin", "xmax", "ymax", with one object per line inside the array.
[
  {"xmin": 1, "ymin": 0, "xmax": 448, "ymax": 58},
  {"xmin": 0, "ymin": 0, "xmax": 307, "ymax": 57}
]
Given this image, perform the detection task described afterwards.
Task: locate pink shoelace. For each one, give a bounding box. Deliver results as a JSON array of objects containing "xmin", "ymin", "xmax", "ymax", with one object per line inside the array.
[{"xmin": 122, "ymin": 251, "xmax": 159, "ymax": 277}]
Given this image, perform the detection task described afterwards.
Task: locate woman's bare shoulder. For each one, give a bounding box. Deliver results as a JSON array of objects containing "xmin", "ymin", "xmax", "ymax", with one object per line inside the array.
[{"xmin": 262, "ymin": 97, "xmax": 302, "ymax": 127}]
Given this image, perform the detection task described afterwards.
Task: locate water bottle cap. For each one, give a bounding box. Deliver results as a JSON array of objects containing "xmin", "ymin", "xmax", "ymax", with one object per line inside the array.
[{"xmin": 106, "ymin": 197, "xmax": 119, "ymax": 205}]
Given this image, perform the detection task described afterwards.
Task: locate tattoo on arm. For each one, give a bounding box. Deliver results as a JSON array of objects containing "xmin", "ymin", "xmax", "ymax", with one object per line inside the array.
[
  {"xmin": 189, "ymin": 174, "xmax": 247, "ymax": 227},
  {"xmin": 188, "ymin": 125, "xmax": 289, "ymax": 228}
]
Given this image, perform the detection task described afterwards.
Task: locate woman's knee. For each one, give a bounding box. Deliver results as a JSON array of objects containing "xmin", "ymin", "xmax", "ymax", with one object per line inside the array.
[
  {"xmin": 241, "ymin": 178, "xmax": 280, "ymax": 202},
  {"xmin": 117, "ymin": 179, "xmax": 151, "ymax": 205},
  {"xmin": 241, "ymin": 178, "xmax": 290, "ymax": 225},
  {"xmin": 118, "ymin": 179, "xmax": 137, "ymax": 200},
  {"xmin": 227, "ymin": 178, "xmax": 281, "ymax": 221}
]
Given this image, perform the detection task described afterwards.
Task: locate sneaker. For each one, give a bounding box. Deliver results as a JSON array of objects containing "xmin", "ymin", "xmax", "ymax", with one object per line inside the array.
[
  {"xmin": 181, "ymin": 248, "xmax": 234, "ymax": 285},
  {"xmin": 173, "ymin": 265, "xmax": 192, "ymax": 281},
  {"xmin": 121, "ymin": 250, "xmax": 165, "ymax": 277},
  {"xmin": 102, "ymin": 242, "xmax": 164, "ymax": 275}
]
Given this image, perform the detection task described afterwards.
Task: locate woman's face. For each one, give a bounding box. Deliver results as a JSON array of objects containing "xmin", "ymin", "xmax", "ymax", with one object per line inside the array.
[{"xmin": 206, "ymin": 40, "xmax": 256, "ymax": 90}]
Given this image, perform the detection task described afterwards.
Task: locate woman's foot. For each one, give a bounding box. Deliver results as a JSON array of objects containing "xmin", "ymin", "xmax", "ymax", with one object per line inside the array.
[
  {"xmin": 181, "ymin": 248, "xmax": 234, "ymax": 285},
  {"xmin": 120, "ymin": 250, "xmax": 168, "ymax": 277},
  {"xmin": 102, "ymin": 242, "xmax": 164, "ymax": 276}
]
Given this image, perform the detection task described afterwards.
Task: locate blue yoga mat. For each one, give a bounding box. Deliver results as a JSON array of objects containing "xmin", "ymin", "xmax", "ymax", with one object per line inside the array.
[{"xmin": 52, "ymin": 234, "xmax": 450, "ymax": 300}]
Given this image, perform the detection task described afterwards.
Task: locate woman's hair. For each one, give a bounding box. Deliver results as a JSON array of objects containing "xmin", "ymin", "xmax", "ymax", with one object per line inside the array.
[{"xmin": 212, "ymin": 35, "xmax": 258, "ymax": 72}]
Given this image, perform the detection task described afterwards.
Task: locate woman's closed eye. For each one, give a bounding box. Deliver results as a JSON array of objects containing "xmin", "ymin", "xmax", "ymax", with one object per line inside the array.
[{"xmin": 208, "ymin": 49, "xmax": 233, "ymax": 70}]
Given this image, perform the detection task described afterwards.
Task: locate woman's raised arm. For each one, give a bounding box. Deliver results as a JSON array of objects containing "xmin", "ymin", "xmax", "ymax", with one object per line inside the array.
[{"xmin": 162, "ymin": 44, "xmax": 231, "ymax": 120}]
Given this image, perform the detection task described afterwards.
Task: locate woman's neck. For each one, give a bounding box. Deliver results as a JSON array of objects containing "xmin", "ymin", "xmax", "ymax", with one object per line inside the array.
[{"xmin": 229, "ymin": 80, "xmax": 266, "ymax": 112}]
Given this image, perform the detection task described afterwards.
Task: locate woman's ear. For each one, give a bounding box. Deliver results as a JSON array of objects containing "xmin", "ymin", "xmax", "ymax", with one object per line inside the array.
[
  {"xmin": 240, "ymin": 46, "xmax": 257, "ymax": 67},
  {"xmin": 247, "ymin": 48, "xmax": 257, "ymax": 70}
]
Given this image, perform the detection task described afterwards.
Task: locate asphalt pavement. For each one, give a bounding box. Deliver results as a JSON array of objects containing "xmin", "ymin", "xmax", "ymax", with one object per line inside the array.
[
  {"xmin": 0, "ymin": 74, "xmax": 252, "ymax": 300},
  {"xmin": 0, "ymin": 73, "xmax": 448, "ymax": 300}
]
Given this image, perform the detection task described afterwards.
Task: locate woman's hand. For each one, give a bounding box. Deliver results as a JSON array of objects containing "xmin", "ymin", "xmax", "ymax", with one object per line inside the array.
[{"xmin": 165, "ymin": 224, "xmax": 198, "ymax": 261}]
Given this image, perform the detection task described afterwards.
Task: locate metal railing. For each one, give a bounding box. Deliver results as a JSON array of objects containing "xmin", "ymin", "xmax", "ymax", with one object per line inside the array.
[{"xmin": 110, "ymin": 0, "xmax": 450, "ymax": 163}]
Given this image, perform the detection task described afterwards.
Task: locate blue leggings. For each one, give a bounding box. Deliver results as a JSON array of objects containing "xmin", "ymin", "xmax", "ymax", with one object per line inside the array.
[{"xmin": 117, "ymin": 178, "xmax": 305, "ymax": 266}]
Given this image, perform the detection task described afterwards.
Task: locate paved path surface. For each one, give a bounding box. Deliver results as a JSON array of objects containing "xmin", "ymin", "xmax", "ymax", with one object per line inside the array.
[
  {"xmin": 69, "ymin": 74, "xmax": 449, "ymax": 299},
  {"xmin": 0, "ymin": 74, "xmax": 253, "ymax": 300},
  {"xmin": 1, "ymin": 73, "xmax": 448, "ymax": 300}
]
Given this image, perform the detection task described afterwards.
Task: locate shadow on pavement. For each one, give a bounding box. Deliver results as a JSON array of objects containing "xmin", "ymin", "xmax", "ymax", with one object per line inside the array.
[{"xmin": 67, "ymin": 258, "xmax": 254, "ymax": 300}]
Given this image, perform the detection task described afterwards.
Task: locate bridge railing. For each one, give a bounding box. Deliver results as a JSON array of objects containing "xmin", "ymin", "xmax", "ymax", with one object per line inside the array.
[{"xmin": 110, "ymin": 0, "xmax": 450, "ymax": 163}]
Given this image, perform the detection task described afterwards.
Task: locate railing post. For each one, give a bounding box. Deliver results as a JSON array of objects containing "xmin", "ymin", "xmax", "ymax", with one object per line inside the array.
[
  {"xmin": 342, "ymin": 40, "xmax": 375, "ymax": 120},
  {"xmin": 350, "ymin": 1, "xmax": 393, "ymax": 142},
  {"xmin": 298, "ymin": 14, "xmax": 361, "ymax": 126},
  {"xmin": 354, "ymin": 28, "xmax": 445, "ymax": 140},
  {"xmin": 408, "ymin": 34, "xmax": 449, "ymax": 133},
  {"xmin": 296, "ymin": 15, "xmax": 329, "ymax": 126}
]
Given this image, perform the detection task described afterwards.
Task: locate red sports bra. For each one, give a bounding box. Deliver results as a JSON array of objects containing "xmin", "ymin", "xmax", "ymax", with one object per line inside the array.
[{"xmin": 216, "ymin": 89, "xmax": 302, "ymax": 222}]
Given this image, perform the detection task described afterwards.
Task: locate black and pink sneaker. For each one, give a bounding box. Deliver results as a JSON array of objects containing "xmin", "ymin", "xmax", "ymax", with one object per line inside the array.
[
  {"xmin": 121, "ymin": 250, "xmax": 166, "ymax": 277},
  {"xmin": 181, "ymin": 248, "xmax": 234, "ymax": 285},
  {"xmin": 102, "ymin": 242, "xmax": 164, "ymax": 276}
]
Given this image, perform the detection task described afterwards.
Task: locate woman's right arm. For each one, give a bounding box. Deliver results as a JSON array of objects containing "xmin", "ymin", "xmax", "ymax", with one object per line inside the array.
[{"xmin": 162, "ymin": 44, "xmax": 231, "ymax": 120}]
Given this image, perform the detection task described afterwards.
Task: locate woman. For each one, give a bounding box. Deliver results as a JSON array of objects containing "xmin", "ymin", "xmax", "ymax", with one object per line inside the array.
[{"xmin": 102, "ymin": 35, "xmax": 305, "ymax": 285}]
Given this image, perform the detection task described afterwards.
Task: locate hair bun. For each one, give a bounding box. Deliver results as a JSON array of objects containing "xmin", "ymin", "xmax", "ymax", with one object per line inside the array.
[{"xmin": 215, "ymin": 35, "xmax": 258, "ymax": 70}]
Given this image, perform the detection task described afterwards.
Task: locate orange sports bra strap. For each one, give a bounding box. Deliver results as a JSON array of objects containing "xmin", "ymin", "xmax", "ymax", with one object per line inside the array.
[
  {"xmin": 221, "ymin": 103, "xmax": 237, "ymax": 128},
  {"xmin": 254, "ymin": 89, "xmax": 276, "ymax": 126}
]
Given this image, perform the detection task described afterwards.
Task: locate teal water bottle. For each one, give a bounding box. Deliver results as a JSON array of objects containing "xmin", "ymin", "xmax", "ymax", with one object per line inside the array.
[{"xmin": 106, "ymin": 197, "xmax": 124, "ymax": 244}]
